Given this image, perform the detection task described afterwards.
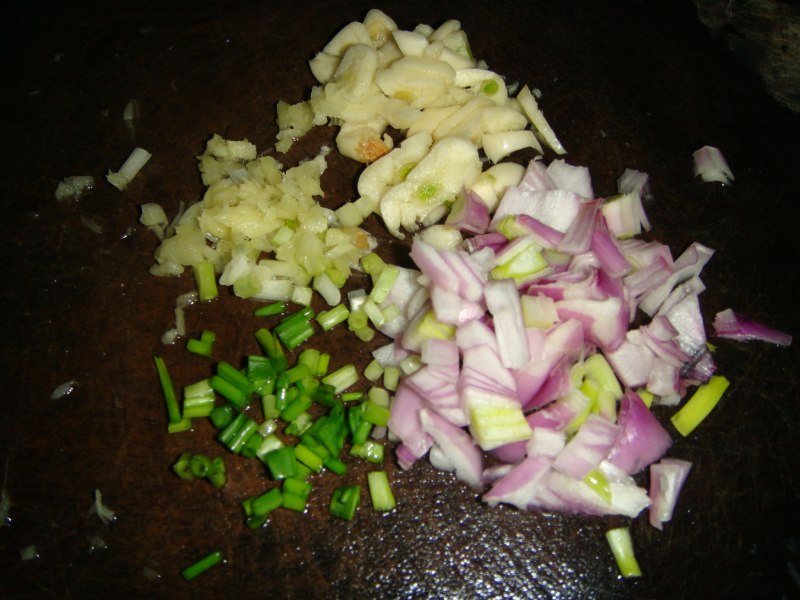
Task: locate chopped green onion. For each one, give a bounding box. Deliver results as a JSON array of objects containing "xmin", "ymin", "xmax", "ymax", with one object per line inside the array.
[
  {"xmin": 361, "ymin": 400, "xmax": 391, "ymax": 427},
  {"xmin": 489, "ymin": 236, "xmax": 547, "ymax": 284},
  {"xmin": 248, "ymin": 487, "xmax": 283, "ymax": 518},
  {"xmin": 348, "ymin": 405, "xmax": 373, "ymax": 446},
  {"xmin": 295, "ymin": 443, "xmax": 324, "ymax": 473},
  {"xmin": 367, "ymin": 470, "xmax": 396, "ymax": 512},
  {"xmin": 316, "ymin": 404, "xmax": 348, "ymax": 455},
  {"xmin": 254, "ymin": 301, "xmax": 287, "ymax": 317},
  {"xmin": 240, "ymin": 431, "xmax": 265, "ymax": 458},
  {"xmin": 207, "ymin": 458, "xmax": 226, "ymax": 488},
  {"xmin": 383, "ymin": 366, "xmax": 400, "ymax": 392},
  {"xmin": 369, "ymin": 265, "xmax": 399, "ymax": 305},
  {"xmin": 583, "ymin": 354, "xmax": 623, "ymax": 399},
  {"xmin": 217, "ymin": 413, "xmax": 249, "ymax": 446},
  {"xmin": 361, "ymin": 299, "xmax": 385, "ymax": 328},
  {"xmin": 315, "ymin": 303, "xmax": 350, "ymax": 331},
  {"xmin": 324, "ymin": 267, "xmax": 347, "ymax": 289},
  {"xmin": 321, "ymin": 364, "xmax": 358, "ymax": 394},
  {"xmin": 210, "ymin": 375, "xmax": 249, "ymax": 411},
  {"xmin": 173, "ymin": 452, "xmax": 226, "ymax": 488},
  {"xmin": 227, "ymin": 418, "xmax": 259, "ymax": 454},
  {"xmin": 183, "ymin": 378, "xmax": 216, "ymax": 418},
  {"xmin": 255, "ymin": 434, "xmax": 285, "ymax": 462},
  {"xmin": 281, "ymin": 394, "xmax": 314, "ymax": 423},
  {"xmin": 350, "ymin": 440, "xmax": 384, "ymax": 463},
  {"xmin": 186, "ymin": 338, "xmax": 213, "ymax": 357},
  {"xmin": 323, "ymin": 455, "xmax": 348, "ymax": 476},
  {"xmin": 346, "ymin": 308, "xmax": 368, "ymax": 331},
  {"xmin": 258, "ymin": 419, "xmax": 278, "ymax": 437},
  {"xmin": 209, "ymin": 404, "xmax": 234, "ymax": 429},
  {"xmin": 216, "ymin": 361, "xmax": 252, "ymax": 393},
  {"xmin": 605, "ymin": 527, "xmax": 642, "ymax": 578},
  {"xmin": 329, "ymin": 484, "xmax": 361, "ymax": 521},
  {"xmin": 276, "ymin": 321, "xmax": 316, "ymax": 350},
  {"xmin": 154, "ymin": 356, "xmax": 181, "ymax": 425},
  {"xmin": 671, "ymin": 375, "xmax": 730, "ymax": 437},
  {"xmin": 189, "ymin": 454, "xmax": 212, "ymax": 478},
  {"xmin": 281, "ymin": 491, "xmax": 308, "ymax": 512},
  {"xmin": 261, "ymin": 394, "xmax": 281, "ymax": 420},
  {"xmin": 367, "ymin": 386, "xmax": 390, "ymax": 407},
  {"xmin": 263, "ymin": 446, "xmax": 298, "ymax": 480},
  {"xmin": 312, "ymin": 383, "xmax": 337, "ymax": 407},
  {"xmin": 399, "ymin": 355, "xmax": 423, "ymax": 375},
  {"xmin": 468, "ymin": 403, "xmax": 532, "ymax": 450},
  {"xmin": 297, "ymin": 348, "xmax": 321, "ymax": 372},
  {"xmin": 247, "ymin": 355, "xmax": 277, "ymax": 382},
  {"xmin": 275, "ymin": 306, "xmax": 315, "ymax": 332},
  {"xmin": 316, "ymin": 352, "xmax": 331, "ymax": 377},
  {"xmin": 381, "ymin": 304, "xmax": 400, "ymax": 325},
  {"xmin": 167, "ymin": 417, "xmax": 193, "ymax": 433},
  {"xmin": 172, "ymin": 452, "xmax": 194, "ymax": 481},
  {"xmin": 313, "ymin": 272, "xmax": 342, "ymax": 306},
  {"xmin": 353, "ymin": 326, "xmax": 375, "ymax": 342},
  {"xmin": 283, "ymin": 477, "xmax": 312, "ymax": 499},
  {"xmin": 181, "ymin": 550, "xmax": 223, "ymax": 581},
  {"xmin": 583, "ymin": 468, "xmax": 612, "ymax": 504},
  {"xmin": 277, "ymin": 364, "xmax": 313, "ymax": 387},
  {"xmin": 254, "ymin": 328, "xmax": 285, "ymax": 360},
  {"xmin": 300, "ymin": 433, "xmax": 331, "ymax": 459},
  {"xmin": 360, "ymin": 252, "xmax": 386, "ymax": 276},
  {"xmin": 284, "ymin": 411, "xmax": 313, "ymax": 437},
  {"xmin": 193, "ymin": 260, "xmax": 219, "ymax": 302},
  {"xmin": 293, "ymin": 461, "xmax": 313, "ymax": 481},
  {"xmin": 363, "ymin": 359, "xmax": 384, "ymax": 382},
  {"xmin": 340, "ymin": 391, "xmax": 365, "ymax": 403},
  {"xmin": 636, "ymin": 388, "xmax": 655, "ymax": 408}
]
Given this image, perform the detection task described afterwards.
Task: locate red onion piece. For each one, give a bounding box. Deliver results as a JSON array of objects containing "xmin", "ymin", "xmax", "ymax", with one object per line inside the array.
[
  {"xmin": 445, "ymin": 187, "xmax": 491, "ymax": 234},
  {"xmin": 639, "ymin": 242, "xmax": 714, "ymax": 317},
  {"xmin": 557, "ymin": 200, "xmax": 600, "ymax": 255},
  {"xmin": 485, "ymin": 279, "xmax": 530, "ymax": 369},
  {"xmin": 492, "ymin": 188, "xmax": 584, "ymax": 234},
  {"xmin": 387, "ymin": 384, "xmax": 433, "ymax": 465},
  {"xmin": 552, "ymin": 414, "xmax": 621, "ymax": 480},
  {"xmin": 546, "ymin": 159, "xmax": 594, "ymax": 199},
  {"xmin": 649, "ymin": 458, "xmax": 693, "ymax": 530},
  {"xmin": 591, "ymin": 224, "xmax": 631, "ymax": 279},
  {"xmin": 483, "ymin": 455, "xmax": 553, "ymax": 509},
  {"xmin": 555, "ymin": 296, "xmax": 627, "ymax": 352},
  {"xmin": 420, "ymin": 408, "xmax": 484, "ymax": 490},
  {"xmin": 538, "ymin": 463, "xmax": 650, "ymax": 518},
  {"xmin": 607, "ymin": 391, "xmax": 672, "ymax": 475},
  {"xmin": 712, "ymin": 308, "xmax": 793, "ymax": 346},
  {"xmin": 693, "ymin": 145, "xmax": 734, "ymax": 185}
]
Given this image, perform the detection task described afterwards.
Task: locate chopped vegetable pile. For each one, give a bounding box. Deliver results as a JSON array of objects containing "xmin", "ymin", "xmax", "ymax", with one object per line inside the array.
[{"xmin": 141, "ymin": 9, "xmax": 792, "ymax": 582}]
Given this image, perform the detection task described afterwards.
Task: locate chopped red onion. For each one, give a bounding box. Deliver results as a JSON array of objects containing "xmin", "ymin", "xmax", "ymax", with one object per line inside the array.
[
  {"xmin": 607, "ymin": 392, "xmax": 672, "ymax": 475},
  {"xmin": 546, "ymin": 159, "xmax": 594, "ymax": 199},
  {"xmin": 693, "ymin": 145, "xmax": 734, "ymax": 185},
  {"xmin": 382, "ymin": 152, "xmax": 787, "ymax": 537},
  {"xmin": 649, "ymin": 458, "xmax": 693, "ymax": 530},
  {"xmin": 420, "ymin": 409, "xmax": 484, "ymax": 490},
  {"xmin": 445, "ymin": 188, "xmax": 491, "ymax": 234},
  {"xmin": 712, "ymin": 308, "xmax": 792, "ymax": 346},
  {"xmin": 552, "ymin": 414, "xmax": 621, "ymax": 480}
]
